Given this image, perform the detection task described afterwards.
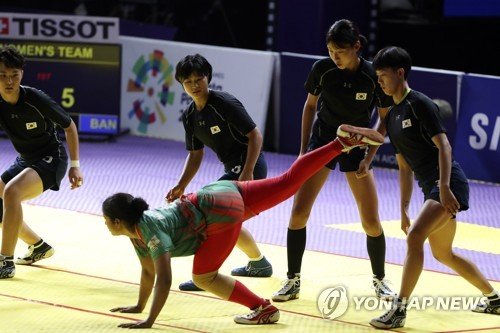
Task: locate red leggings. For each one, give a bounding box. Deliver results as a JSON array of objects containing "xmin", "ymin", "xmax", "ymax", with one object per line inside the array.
[{"xmin": 193, "ymin": 139, "xmax": 344, "ymax": 274}]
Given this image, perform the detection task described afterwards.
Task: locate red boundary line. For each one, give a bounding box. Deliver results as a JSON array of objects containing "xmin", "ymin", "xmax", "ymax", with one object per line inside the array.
[
  {"xmin": 9, "ymin": 265, "xmax": 500, "ymax": 332},
  {"xmin": 0, "ymin": 292, "xmax": 208, "ymax": 333},
  {"xmin": 6, "ymin": 265, "xmax": 398, "ymax": 331}
]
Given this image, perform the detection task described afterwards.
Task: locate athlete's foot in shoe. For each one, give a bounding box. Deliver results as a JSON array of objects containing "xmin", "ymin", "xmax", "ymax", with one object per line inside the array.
[
  {"xmin": 272, "ymin": 274, "xmax": 300, "ymax": 302},
  {"xmin": 373, "ymin": 276, "xmax": 397, "ymax": 301},
  {"xmin": 370, "ymin": 299, "xmax": 407, "ymax": 329},
  {"xmin": 336, "ymin": 124, "xmax": 384, "ymax": 152},
  {"xmin": 231, "ymin": 256, "xmax": 273, "ymax": 277},
  {"xmin": 178, "ymin": 280, "xmax": 204, "ymax": 291},
  {"xmin": 234, "ymin": 299, "xmax": 280, "ymax": 325},
  {"xmin": 0, "ymin": 256, "xmax": 15, "ymax": 279},
  {"xmin": 472, "ymin": 292, "xmax": 500, "ymax": 315},
  {"xmin": 15, "ymin": 242, "xmax": 54, "ymax": 265}
]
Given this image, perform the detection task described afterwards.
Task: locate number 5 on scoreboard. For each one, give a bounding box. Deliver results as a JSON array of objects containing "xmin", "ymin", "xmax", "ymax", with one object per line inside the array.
[{"xmin": 61, "ymin": 87, "xmax": 75, "ymax": 108}]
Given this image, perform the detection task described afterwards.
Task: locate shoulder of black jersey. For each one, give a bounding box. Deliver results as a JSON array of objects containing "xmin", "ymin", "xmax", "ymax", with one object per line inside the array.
[
  {"xmin": 359, "ymin": 58, "xmax": 376, "ymax": 75},
  {"xmin": 182, "ymin": 102, "xmax": 195, "ymax": 119},
  {"xmin": 409, "ymin": 90, "xmax": 434, "ymax": 105},
  {"xmin": 211, "ymin": 90, "xmax": 242, "ymax": 105},
  {"xmin": 21, "ymin": 85, "xmax": 50, "ymax": 102},
  {"xmin": 407, "ymin": 90, "xmax": 439, "ymax": 114},
  {"xmin": 312, "ymin": 57, "xmax": 337, "ymax": 72},
  {"xmin": 358, "ymin": 58, "xmax": 379, "ymax": 84}
]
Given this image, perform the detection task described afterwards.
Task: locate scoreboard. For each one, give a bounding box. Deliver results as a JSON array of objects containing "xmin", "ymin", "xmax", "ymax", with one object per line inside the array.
[{"xmin": 2, "ymin": 39, "xmax": 121, "ymax": 136}]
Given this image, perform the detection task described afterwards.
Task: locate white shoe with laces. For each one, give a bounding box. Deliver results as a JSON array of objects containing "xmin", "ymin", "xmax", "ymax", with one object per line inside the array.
[
  {"xmin": 373, "ymin": 276, "xmax": 397, "ymax": 301},
  {"xmin": 272, "ymin": 275, "xmax": 300, "ymax": 302},
  {"xmin": 472, "ymin": 293, "xmax": 500, "ymax": 315},
  {"xmin": 370, "ymin": 298, "xmax": 407, "ymax": 329},
  {"xmin": 233, "ymin": 299, "xmax": 280, "ymax": 325},
  {"xmin": 15, "ymin": 242, "xmax": 54, "ymax": 265}
]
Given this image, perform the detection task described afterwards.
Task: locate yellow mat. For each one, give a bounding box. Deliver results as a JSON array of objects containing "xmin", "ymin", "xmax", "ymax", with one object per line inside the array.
[
  {"xmin": 0, "ymin": 204, "xmax": 498, "ymax": 332},
  {"xmin": 327, "ymin": 220, "xmax": 500, "ymax": 254}
]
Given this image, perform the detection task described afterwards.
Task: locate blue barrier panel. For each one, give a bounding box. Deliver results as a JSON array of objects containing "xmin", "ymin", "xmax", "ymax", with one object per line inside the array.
[
  {"xmin": 279, "ymin": 52, "xmax": 320, "ymax": 155},
  {"xmin": 454, "ymin": 74, "xmax": 500, "ymax": 183},
  {"xmin": 373, "ymin": 68, "xmax": 461, "ymax": 169}
]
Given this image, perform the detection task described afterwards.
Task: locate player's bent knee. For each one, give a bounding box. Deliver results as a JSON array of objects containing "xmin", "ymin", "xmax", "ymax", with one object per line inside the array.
[
  {"xmin": 406, "ymin": 231, "xmax": 426, "ymax": 249},
  {"xmin": 192, "ymin": 273, "xmax": 217, "ymax": 290},
  {"xmin": 431, "ymin": 251, "xmax": 453, "ymax": 264}
]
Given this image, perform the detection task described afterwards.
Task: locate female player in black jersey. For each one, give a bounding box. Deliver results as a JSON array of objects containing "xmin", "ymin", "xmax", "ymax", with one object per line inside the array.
[
  {"xmin": 166, "ymin": 54, "xmax": 272, "ymax": 291},
  {"xmin": 369, "ymin": 46, "xmax": 499, "ymax": 329},
  {"xmin": 0, "ymin": 45, "xmax": 83, "ymax": 279},
  {"xmin": 273, "ymin": 19, "xmax": 395, "ymax": 302}
]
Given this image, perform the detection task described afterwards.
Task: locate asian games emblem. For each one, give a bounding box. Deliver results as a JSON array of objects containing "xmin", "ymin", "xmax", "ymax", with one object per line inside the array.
[{"xmin": 127, "ymin": 50, "xmax": 175, "ymax": 133}]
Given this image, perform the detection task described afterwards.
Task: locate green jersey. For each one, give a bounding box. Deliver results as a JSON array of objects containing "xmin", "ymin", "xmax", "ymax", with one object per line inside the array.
[{"xmin": 131, "ymin": 180, "xmax": 242, "ymax": 260}]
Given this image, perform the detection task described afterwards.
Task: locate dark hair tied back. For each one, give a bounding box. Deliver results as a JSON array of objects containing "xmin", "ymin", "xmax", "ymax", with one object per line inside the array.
[
  {"xmin": 326, "ymin": 19, "xmax": 366, "ymax": 51},
  {"xmin": 102, "ymin": 193, "xmax": 149, "ymax": 225}
]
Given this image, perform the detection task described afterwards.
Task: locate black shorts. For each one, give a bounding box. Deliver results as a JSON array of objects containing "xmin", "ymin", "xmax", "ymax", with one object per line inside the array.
[
  {"xmin": 417, "ymin": 161, "xmax": 470, "ymax": 212},
  {"xmin": 220, "ymin": 152, "xmax": 268, "ymax": 181},
  {"xmin": 1, "ymin": 147, "xmax": 68, "ymax": 191},
  {"xmin": 307, "ymin": 132, "xmax": 370, "ymax": 172}
]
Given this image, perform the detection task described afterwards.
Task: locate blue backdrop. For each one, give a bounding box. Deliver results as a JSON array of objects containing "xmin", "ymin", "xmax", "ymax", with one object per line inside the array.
[{"xmin": 454, "ymin": 75, "xmax": 500, "ymax": 183}]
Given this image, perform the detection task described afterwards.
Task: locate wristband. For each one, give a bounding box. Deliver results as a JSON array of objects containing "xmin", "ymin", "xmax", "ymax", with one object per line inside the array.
[{"xmin": 71, "ymin": 160, "xmax": 80, "ymax": 168}]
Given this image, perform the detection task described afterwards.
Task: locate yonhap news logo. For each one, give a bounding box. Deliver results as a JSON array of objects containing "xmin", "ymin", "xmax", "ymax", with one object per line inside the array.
[
  {"xmin": 317, "ymin": 285, "xmax": 487, "ymax": 320},
  {"xmin": 317, "ymin": 286, "xmax": 349, "ymax": 319}
]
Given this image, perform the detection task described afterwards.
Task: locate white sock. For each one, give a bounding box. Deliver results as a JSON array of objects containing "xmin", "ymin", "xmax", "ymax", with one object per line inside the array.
[
  {"xmin": 484, "ymin": 290, "xmax": 498, "ymax": 298},
  {"xmin": 249, "ymin": 254, "xmax": 264, "ymax": 262}
]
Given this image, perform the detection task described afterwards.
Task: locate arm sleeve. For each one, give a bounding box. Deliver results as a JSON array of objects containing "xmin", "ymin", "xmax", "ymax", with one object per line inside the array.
[
  {"xmin": 414, "ymin": 98, "xmax": 446, "ymax": 138},
  {"xmin": 32, "ymin": 88, "xmax": 72, "ymax": 128},
  {"xmin": 182, "ymin": 111, "xmax": 204, "ymax": 151},
  {"xmin": 221, "ymin": 94, "xmax": 256, "ymax": 135},
  {"xmin": 304, "ymin": 60, "xmax": 322, "ymax": 96}
]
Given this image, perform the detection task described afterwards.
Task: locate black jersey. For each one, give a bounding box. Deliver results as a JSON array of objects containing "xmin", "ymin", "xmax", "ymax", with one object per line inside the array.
[
  {"xmin": 182, "ymin": 90, "xmax": 256, "ymax": 164},
  {"xmin": 305, "ymin": 57, "xmax": 392, "ymax": 128},
  {"xmin": 0, "ymin": 86, "xmax": 72, "ymax": 161},
  {"xmin": 385, "ymin": 90, "xmax": 447, "ymax": 181}
]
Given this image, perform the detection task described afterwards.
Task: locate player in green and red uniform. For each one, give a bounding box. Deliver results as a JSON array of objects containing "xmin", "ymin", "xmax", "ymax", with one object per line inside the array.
[{"xmin": 102, "ymin": 124, "xmax": 384, "ymax": 328}]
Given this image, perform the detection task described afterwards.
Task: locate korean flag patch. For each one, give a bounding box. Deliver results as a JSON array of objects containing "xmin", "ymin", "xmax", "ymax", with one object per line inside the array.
[
  {"xmin": 402, "ymin": 119, "xmax": 412, "ymax": 128},
  {"xmin": 26, "ymin": 122, "xmax": 37, "ymax": 130},
  {"xmin": 210, "ymin": 126, "xmax": 221, "ymax": 134},
  {"xmin": 356, "ymin": 93, "xmax": 367, "ymax": 100}
]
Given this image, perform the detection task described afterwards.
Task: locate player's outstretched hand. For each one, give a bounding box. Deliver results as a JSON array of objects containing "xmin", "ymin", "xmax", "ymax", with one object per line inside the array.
[
  {"xmin": 110, "ymin": 305, "xmax": 142, "ymax": 313},
  {"xmin": 117, "ymin": 320, "xmax": 153, "ymax": 329}
]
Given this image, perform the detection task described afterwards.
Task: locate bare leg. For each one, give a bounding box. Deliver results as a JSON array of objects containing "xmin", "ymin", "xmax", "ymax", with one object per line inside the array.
[
  {"xmin": 289, "ymin": 168, "xmax": 331, "ymax": 230},
  {"xmin": 1, "ymin": 169, "xmax": 43, "ymax": 256},
  {"xmin": 235, "ymin": 227, "xmax": 261, "ymax": 258},
  {"xmin": 428, "ymin": 218, "xmax": 494, "ymax": 294},
  {"xmin": 399, "ymin": 200, "xmax": 451, "ymax": 298},
  {"xmin": 345, "ymin": 170, "xmax": 382, "ymax": 237}
]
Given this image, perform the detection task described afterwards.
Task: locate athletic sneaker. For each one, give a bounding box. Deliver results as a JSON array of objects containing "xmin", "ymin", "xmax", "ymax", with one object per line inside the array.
[
  {"xmin": 0, "ymin": 256, "xmax": 15, "ymax": 279},
  {"xmin": 234, "ymin": 299, "xmax": 280, "ymax": 325},
  {"xmin": 15, "ymin": 242, "xmax": 54, "ymax": 265},
  {"xmin": 178, "ymin": 280, "xmax": 204, "ymax": 291},
  {"xmin": 272, "ymin": 275, "xmax": 300, "ymax": 302},
  {"xmin": 370, "ymin": 299, "xmax": 407, "ymax": 329},
  {"xmin": 472, "ymin": 293, "xmax": 500, "ymax": 315},
  {"xmin": 231, "ymin": 256, "xmax": 273, "ymax": 277},
  {"xmin": 336, "ymin": 124, "xmax": 384, "ymax": 152},
  {"xmin": 373, "ymin": 276, "xmax": 397, "ymax": 301},
  {"xmin": 179, "ymin": 257, "xmax": 273, "ymax": 291}
]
